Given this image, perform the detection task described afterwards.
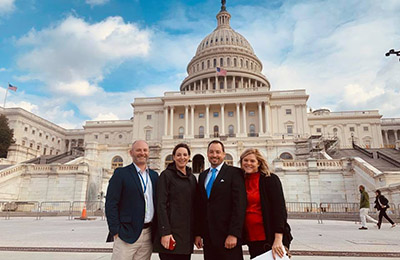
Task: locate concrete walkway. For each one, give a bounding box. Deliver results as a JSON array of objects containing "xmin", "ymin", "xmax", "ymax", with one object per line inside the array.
[{"xmin": 0, "ymin": 217, "xmax": 399, "ymax": 259}]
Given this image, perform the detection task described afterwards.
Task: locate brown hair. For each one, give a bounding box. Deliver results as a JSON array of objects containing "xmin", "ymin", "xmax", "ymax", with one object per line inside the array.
[
  {"xmin": 172, "ymin": 143, "xmax": 191, "ymax": 156},
  {"xmin": 207, "ymin": 140, "xmax": 225, "ymax": 152},
  {"xmin": 240, "ymin": 148, "xmax": 271, "ymax": 176}
]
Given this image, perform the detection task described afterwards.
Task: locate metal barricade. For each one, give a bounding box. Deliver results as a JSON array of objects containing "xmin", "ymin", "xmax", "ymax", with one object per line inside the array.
[
  {"xmin": 71, "ymin": 201, "xmax": 105, "ymax": 220},
  {"xmin": 320, "ymin": 202, "xmax": 359, "ymax": 213},
  {"xmin": 39, "ymin": 201, "xmax": 71, "ymax": 220},
  {"xmin": 319, "ymin": 202, "xmax": 360, "ymax": 223},
  {"xmin": 0, "ymin": 201, "xmax": 40, "ymax": 219},
  {"xmin": 286, "ymin": 202, "xmax": 321, "ymax": 223},
  {"xmin": 286, "ymin": 202, "xmax": 319, "ymax": 213}
]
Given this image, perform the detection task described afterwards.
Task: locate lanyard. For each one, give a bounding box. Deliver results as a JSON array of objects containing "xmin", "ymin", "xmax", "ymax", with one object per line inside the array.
[{"xmin": 138, "ymin": 171, "xmax": 149, "ymax": 193}]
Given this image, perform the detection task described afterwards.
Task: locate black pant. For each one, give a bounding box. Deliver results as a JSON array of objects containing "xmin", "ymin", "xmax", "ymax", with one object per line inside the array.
[
  {"xmin": 247, "ymin": 240, "xmax": 272, "ymax": 259},
  {"xmin": 159, "ymin": 253, "xmax": 191, "ymax": 260},
  {"xmin": 203, "ymin": 237, "xmax": 243, "ymax": 260},
  {"xmin": 378, "ymin": 208, "xmax": 395, "ymax": 225}
]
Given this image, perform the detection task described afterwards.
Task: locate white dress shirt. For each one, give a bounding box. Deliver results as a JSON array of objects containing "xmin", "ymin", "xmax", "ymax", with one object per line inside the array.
[
  {"xmin": 204, "ymin": 162, "xmax": 224, "ymax": 189},
  {"xmin": 133, "ymin": 163, "xmax": 154, "ymax": 223}
]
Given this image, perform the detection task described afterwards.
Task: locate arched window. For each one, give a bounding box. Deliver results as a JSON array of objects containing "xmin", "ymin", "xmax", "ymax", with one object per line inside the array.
[
  {"xmin": 178, "ymin": 127, "xmax": 184, "ymax": 139},
  {"xmin": 225, "ymin": 154, "xmax": 233, "ymax": 166},
  {"xmin": 228, "ymin": 125, "xmax": 234, "ymax": 137},
  {"xmin": 111, "ymin": 156, "xmax": 123, "ymax": 170},
  {"xmin": 202, "ymin": 61, "xmax": 204, "ymax": 70},
  {"xmin": 207, "ymin": 60, "xmax": 210, "ymax": 68},
  {"xmin": 246, "ymin": 60, "xmax": 249, "ymax": 68},
  {"xmin": 165, "ymin": 155, "xmax": 173, "ymax": 168},
  {"xmin": 234, "ymin": 58, "xmax": 237, "ymax": 67},
  {"xmin": 213, "ymin": 125, "xmax": 219, "ymax": 138},
  {"xmin": 220, "ymin": 58, "xmax": 224, "ymax": 67},
  {"xmin": 199, "ymin": 126, "xmax": 204, "ymax": 138},
  {"xmin": 213, "ymin": 59, "xmax": 217, "ymax": 68},
  {"xmin": 227, "ymin": 57, "xmax": 230, "ymax": 67},
  {"xmin": 240, "ymin": 59, "xmax": 243, "ymax": 68},
  {"xmin": 279, "ymin": 152, "xmax": 293, "ymax": 160}
]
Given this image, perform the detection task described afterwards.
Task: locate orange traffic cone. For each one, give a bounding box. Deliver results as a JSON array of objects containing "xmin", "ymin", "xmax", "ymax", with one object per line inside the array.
[{"xmin": 80, "ymin": 204, "xmax": 88, "ymax": 220}]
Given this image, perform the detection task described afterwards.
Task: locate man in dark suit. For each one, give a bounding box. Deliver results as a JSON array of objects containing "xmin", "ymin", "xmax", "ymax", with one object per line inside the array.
[
  {"xmin": 105, "ymin": 140, "xmax": 158, "ymax": 260},
  {"xmin": 194, "ymin": 140, "xmax": 247, "ymax": 260}
]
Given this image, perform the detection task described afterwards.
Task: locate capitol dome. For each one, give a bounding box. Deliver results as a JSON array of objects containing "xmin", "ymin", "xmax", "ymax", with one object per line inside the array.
[{"xmin": 180, "ymin": 1, "xmax": 270, "ymax": 92}]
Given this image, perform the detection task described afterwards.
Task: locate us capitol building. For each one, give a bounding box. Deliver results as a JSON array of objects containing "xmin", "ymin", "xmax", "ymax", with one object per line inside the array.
[{"xmin": 1, "ymin": 2, "xmax": 400, "ymax": 207}]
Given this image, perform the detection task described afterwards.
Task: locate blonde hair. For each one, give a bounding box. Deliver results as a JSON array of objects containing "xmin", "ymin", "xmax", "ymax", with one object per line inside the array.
[{"xmin": 240, "ymin": 148, "xmax": 271, "ymax": 176}]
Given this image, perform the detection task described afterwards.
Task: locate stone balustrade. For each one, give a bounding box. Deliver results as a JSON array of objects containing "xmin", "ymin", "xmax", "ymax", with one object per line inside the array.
[
  {"xmin": 277, "ymin": 159, "xmax": 344, "ymax": 171},
  {"xmin": 0, "ymin": 164, "xmax": 89, "ymax": 179}
]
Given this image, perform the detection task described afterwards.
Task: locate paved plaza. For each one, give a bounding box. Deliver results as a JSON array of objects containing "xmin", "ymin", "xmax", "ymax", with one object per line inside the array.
[{"xmin": 0, "ymin": 217, "xmax": 399, "ymax": 259}]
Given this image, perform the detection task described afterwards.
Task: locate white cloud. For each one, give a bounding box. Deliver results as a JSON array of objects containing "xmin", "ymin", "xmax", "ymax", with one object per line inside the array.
[
  {"xmin": 17, "ymin": 15, "xmax": 151, "ymax": 97},
  {"xmin": 0, "ymin": 67, "xmax": 6, "ymax": 72},
  {"xmin": 92, "ymin": 112, "xmax": 119, "ymax": 121},
  {"xmin": 85, "ymin": 0, "xmax": 109, "ymax": 7},
  {"xmin": 6, "ymin": 100, "xmax": 38, "ymax": 113},
  {"xmin": 0, "ymin": 0, "xmax": 15, "ymax": 15},
  {"xmin": 231, "ymin": 0, "xmax": 400, "ymax": 117}
]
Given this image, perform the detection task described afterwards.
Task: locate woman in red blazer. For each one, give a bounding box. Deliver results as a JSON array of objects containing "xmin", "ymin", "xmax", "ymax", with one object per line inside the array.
[{"xmin": 240, "ymin": 148, "xmax": 292, "ymax": 259}]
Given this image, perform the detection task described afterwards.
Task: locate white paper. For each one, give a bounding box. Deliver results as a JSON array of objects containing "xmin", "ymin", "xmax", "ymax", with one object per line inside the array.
[{"xmin": 252, "ymin": 248, "xmax": 290, "ymax": 260}]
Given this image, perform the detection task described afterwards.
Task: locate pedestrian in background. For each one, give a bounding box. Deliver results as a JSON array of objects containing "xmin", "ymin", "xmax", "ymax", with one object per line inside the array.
[
  {"xmin": 358, "ymin": 185, "xmax": 378, "ymax": 230},
  {"xmin": 374, "ymin": 190, "xmax": 396, "ymax": 229}
]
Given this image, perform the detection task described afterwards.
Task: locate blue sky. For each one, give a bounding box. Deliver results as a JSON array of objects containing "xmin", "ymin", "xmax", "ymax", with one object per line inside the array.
[{"xmin": 0, "ymin": 0, "xmax": 399, "ymax": 129}]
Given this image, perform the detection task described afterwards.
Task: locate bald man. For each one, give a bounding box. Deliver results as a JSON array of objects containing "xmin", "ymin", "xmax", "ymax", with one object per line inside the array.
[{"xmin": 106, "ymin": 140, "xmax": 159, "ymax": 260}]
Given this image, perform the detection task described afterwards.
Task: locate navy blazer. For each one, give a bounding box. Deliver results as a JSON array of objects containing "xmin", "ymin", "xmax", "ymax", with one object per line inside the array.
[
  {"xmin": 195, "ymin": 163, "xmax": 246, "ymax": 247},
  {"xmin": 105, "ymin": 163, "xmax": 158, "ymax": 244}
]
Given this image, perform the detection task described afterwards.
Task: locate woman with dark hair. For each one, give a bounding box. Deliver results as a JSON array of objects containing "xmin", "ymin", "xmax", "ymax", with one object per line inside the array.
[
  {"xmin": 374, "ymin": 190, "xmax": 396, "ymax": 229},
  {"xmin": 154, "ymin": 143, "xmax": 197, "ymax": 260},
  {"xmin": 240, "ymin": 148, "xmax": 292, "ymax": 259}
]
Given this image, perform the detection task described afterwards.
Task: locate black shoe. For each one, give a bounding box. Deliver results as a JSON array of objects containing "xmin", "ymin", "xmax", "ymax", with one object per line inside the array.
[
  {"xmin": 359, "ymin": 226, "xmax": 368, "ymax": 230},
  {"xmin": 377, "ymin": 223, "xmax": 381, "ymax": 229}
]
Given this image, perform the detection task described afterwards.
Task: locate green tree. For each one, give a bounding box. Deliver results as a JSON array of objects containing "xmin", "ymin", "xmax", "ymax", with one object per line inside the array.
[{"xmin": 0, "ymin": 114, "xmax": 14, "ymax": 158}]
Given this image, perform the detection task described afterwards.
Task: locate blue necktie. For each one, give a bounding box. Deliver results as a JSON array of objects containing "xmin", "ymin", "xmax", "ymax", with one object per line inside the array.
[{"xmin": 206, "ymin": 168, "xmax": 217, "ymax": 198}]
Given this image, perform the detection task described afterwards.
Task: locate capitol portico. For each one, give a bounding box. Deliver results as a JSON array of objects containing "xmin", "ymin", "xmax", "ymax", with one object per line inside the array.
[{"xmin": 1, "ymin": 1, "xmax": 400, "ymax": 207}]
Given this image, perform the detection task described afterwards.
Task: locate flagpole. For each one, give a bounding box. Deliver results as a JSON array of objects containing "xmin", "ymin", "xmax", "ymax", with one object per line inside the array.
[{"xmin": 3, "ymin": 84, "xmax": 8, "ymax": 108}]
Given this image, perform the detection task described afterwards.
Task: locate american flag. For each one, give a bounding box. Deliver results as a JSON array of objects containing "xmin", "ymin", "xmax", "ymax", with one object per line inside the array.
[
  {"xmin": 8, "ymin": 83, "xmax": 17, "ymax": 91},
  {"xmin": 216, "ymin": 67, "xmax": 227, "ymax": 76}
]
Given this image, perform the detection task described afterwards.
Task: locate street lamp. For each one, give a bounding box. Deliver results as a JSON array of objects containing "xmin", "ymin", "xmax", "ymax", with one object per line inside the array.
[{"xmin": 385, "ymin": 49, "xmax": 400, "ymax": 61}]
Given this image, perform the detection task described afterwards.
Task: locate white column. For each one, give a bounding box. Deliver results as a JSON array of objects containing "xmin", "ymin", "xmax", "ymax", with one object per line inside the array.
[
  {"xmin": 190, "ymin": 105, "xmax": 195, "ymax": 136},
  {"xmin": 207, "ymin": 78, "xmax": 210, "ymax": 91},
  {"xmin": 224, "ymin": 76, "xmax": 227, "ymax": 89},
  {"xmin": 206, "ymin": 105, "xmax": 210, "ymax": 137},
  {"xmin": 248, "ymin": 78, "xmax": 251, "ymax": 88},
  {"xmin": 241, "ymin": 77, "xmax": 244, "ymax": 88},
  {"xmin": 170, "ymin": 106, "xmax": 174, "ymax": 137},
  {"xmin": 258, "ymin": 102, "xmax": 264, "ymax": 134},
  {"xmin": 236, "ymin": 103, "xmax": 241, "ymax": 135},
  {"xmin": 384, "ymin": 130, "xmax": 389, "ymax": 146},
  {"xmin": 185, "ymin": 106, "xmax": 189, "ymax": 136},
  {"xmin": 232, "ymin": 76, "xmax": 236, "ymax": 89},
  {"xmin": 194, "ymin": 81, "xmax": 197, "ymax": 91},
  {"xmin": 242, "ymin": 103, "xmax": 247, "ymax": 135},
  {"xmin": 264, "ymin": 103, "xmax": 271, "ymax": 135},
  {"xmin": 200, "ymin": 80, "xmax": 203, "ymax": 92},
  {"xmin": 215, "ymin": 76, "xmax": 219, "ymax": 90},
  {"xmin": 164, "ymin": 107, "xmax": 168, "ymax": 136},
  {"xmin": 294, "ymin": 105, "xmax": 299, "ymax": 136},
  {"xmin": 394, "ymin": 130, "xmax": 398, "ymax": 141},
  {"xmin": 221, "ymin": 104, "xmax": 225, "ymax": 135}
]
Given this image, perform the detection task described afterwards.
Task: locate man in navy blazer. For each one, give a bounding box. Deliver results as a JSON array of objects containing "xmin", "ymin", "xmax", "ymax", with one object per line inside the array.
[
  {"xmin": 194, "ymin": 140, "xmax": 247, "ymax": 260},
  {"xmin": 106, "ymin": 140, "xmax": 158, "ymax": 260}
]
